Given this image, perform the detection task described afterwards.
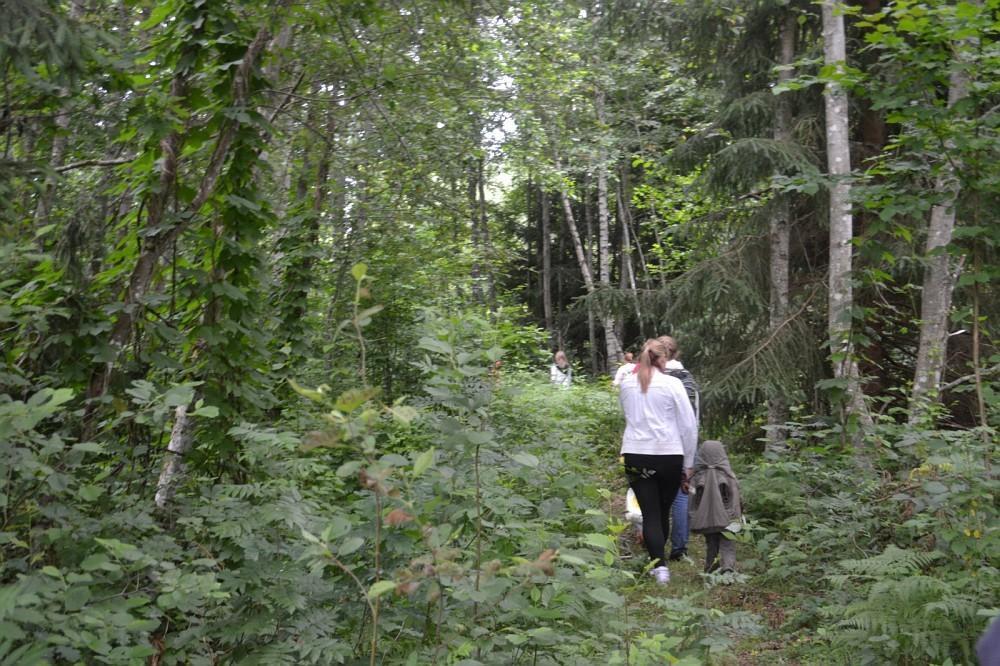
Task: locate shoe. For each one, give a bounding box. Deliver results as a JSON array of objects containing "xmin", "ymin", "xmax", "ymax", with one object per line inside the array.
[
  {"xmin": 650, "ymin": 565, "xmax": 670, "ymax": 585},
  {"xmin": 668, "ymin": 549, "xmax": 686, "ymax": 561}
]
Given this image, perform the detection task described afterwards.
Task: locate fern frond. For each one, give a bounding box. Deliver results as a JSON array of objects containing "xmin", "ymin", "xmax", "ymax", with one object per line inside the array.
[{"xmin": 836, "ymin": 545, "xmax": 940, "ymax": 580}]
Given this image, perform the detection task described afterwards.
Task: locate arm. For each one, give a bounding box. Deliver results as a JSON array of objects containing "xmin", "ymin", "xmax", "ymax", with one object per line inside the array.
[{"xmin": 674, "ymin": 382, "xmax": 698, "ymax": 469}]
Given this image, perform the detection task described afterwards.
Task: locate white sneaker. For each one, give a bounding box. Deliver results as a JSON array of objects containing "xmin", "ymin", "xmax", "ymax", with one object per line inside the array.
[{"xmin": 650, "ymin": 565, "xmax": 670, "ymax": 585}]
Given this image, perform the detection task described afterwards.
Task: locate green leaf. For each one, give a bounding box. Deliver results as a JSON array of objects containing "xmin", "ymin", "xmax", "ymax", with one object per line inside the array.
[
  {"xmin": 139, "ymin": 1, "xmax": 175, "ymax": 30},
  {"xmin": 80, "ymin": 554, "xmax": 117, "ymax": 572},
  {"xmin": 368, "ymin": 580, "xmax": 397, "ymax": 598},
  {"xmin": 412, "ymin": 448, "xmax": 435, "ymax": 478},
  {"xmin": 351, "ymin": 263, "xmax": 368, "ymax": 281},
  {"xmin": 418, "ymin": 336, "xmax": 453, "ymax": 355},
  {"xmin": 64, "ymin": 586, "xmax": 91, "ymax": 611},
  {"xmin": 77, "ymin": 485, "xmax": 104, "ymax": 502},
  {"xmin": 71, "ymin": 442, "xmax": 105, "ymax": 454},
  {"xmin": 191, "ymin": 403, "xmax": 219, "ymax": 418},
  {"xmin": 923, "ymin": 481, "xmax": 948, "ymax": 494},
  {"xmin": 588, "ymin": 587, "xmax": 624, "ymax": 607},
  {"xmin": 163, "ymin": 385, "xmax": 195, "ymax": 408},
  {"xmin": 289, "ymin": 379, "xmax": 326, "ymax": 403},
  {"xmin": 512, "ymin": 452, "xmax": 539, "ymax": 468},
  {"xmin": 581, "ymin": 533, "xmax": 615, "ymax": 551},
  {"xmin": 338, "ymin": 537, "xmax": 364, "ymax": 556},
  {"xmin": 337, "ymin": 461, "xmax": 362, "ymax": 478}
]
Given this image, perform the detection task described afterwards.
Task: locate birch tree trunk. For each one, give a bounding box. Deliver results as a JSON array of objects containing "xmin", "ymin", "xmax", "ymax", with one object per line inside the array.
[
  {"xmin": 595, "ymin": 91, "xmax": 623, "ymax": 369},
  {"xmin": 559, "ymin": 191, "xmax": 595, "ymax": 290},
  {"xmin": 822, "ymin": 0, "xmax": 870, "ymax": 433},
  {"xmin": 559, "ymin": 188, "xmax": 600, "ymax": 372},
  {"xmin": 596, "ymin": 171, "xmax": 622, "ymax": 368},
  {"xmin": 909, "ymin": 45, "xmax": 972, "ymax": 423},
  {"xmin": 155, "ymin": 405, "xmax": 195, "ymax": 509},
  {"xmin": 541, "ymin": 189, "xmax": 554, "ymax": 342},
  {"xmin": 766, "ymin": 12, "xmax": 796, "ymax": 453}
]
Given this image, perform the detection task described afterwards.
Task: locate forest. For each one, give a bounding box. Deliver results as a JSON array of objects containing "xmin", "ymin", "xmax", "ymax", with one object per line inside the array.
[{"xmin": 1, "ymin": 0, "xmax": 998, "ymax": 663}]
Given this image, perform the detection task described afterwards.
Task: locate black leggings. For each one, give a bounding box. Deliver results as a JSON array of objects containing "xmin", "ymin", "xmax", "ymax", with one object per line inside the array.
[{"xmin": 623, "ymin": 453, "xmax": 684, "ymax": 568}]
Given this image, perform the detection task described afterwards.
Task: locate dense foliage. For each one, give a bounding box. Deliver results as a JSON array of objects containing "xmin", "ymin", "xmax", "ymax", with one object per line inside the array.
[{"xmin": 2, "ymin": 0, "xmax": 997, "ymax": 664}]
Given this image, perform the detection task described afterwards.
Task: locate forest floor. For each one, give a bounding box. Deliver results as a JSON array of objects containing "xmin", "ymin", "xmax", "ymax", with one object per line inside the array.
[{"xmin": 603, "ymin": 463, "xmax": 800, "ymax": 664}]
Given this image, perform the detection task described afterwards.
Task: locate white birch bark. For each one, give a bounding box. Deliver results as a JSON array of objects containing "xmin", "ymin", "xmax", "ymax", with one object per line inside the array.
[
  {"xmin": 559, "ymin": 190, "xmax": 595, "ymax": 289},
  {"xmin": 155, "ymin": 405, "xmax": 195, "ymax": 509},
  {"xmin": 909, "ymin": 43, "xmax": 972, "ymax": 422},
  {"xmin": 595, "ymin": 90, "xmax": 623, "ymax": 367},
  {"xmin": 822, "ymin": 0, "xmax": 870, "ymax": 431}
]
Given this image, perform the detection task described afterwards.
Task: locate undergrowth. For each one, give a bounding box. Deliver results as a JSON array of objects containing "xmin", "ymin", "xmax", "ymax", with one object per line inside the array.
[{"xmin": 1, "ymin": 313, "xmax": 995, "ymax": 664}]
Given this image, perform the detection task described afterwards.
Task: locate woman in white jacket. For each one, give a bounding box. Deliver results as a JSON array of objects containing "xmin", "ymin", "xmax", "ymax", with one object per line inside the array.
[
  {"xmin": 550, "ymin": 350, "xmax": 572, "ymax": 388},
  {"xmin": 619, "ymin": 337, "xmax": 698, "ymax": 585}
]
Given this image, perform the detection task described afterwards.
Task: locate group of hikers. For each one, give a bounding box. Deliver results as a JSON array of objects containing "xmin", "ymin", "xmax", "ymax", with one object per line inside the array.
[{"xmin": 549, "ymin": 338, "xmax": 743, "ymax": 585}]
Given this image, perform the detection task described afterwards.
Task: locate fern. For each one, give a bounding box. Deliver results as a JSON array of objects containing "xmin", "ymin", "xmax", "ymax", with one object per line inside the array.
[
  {"xmin": 825, "ymin": 548, "xmax": 981, "ymax": 664},
  {"xmin": 836, "ymin": 545, "xmax": 941, "ymax": 580}
]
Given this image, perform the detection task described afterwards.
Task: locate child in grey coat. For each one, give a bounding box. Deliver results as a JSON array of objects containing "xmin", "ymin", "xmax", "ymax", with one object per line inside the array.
[{"xmin": 688, "ymin": 440, "xmax": 743, "ymax": 573}]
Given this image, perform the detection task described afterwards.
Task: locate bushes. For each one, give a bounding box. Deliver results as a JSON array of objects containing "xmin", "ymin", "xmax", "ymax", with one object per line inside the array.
[
  {"xmin": 0, "ymin": 315, "xmax": 693, "ymax": 664},
  {"xmin": 3, "ymin": 310, "xmax": 995, "ymax": 664},
  {"xmin": 739, "ymin": 420, "xmax": 998, "ymax": 664}
]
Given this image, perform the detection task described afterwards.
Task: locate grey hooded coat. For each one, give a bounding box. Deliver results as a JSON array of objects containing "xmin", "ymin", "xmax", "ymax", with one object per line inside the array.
[{"xmin": 688, "ymin": 440, "xmax": 743, "ymax": 534}]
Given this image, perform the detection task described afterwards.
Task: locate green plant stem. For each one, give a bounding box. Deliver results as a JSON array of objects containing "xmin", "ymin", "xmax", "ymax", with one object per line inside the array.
[
  {"xmin": 371, "ymin": 491, "xmax": 381, "ymax": 666},
  {"xmin": 972, "ymin": 252, "xmax": 987, "ymax": 429},
  {"xmin": 473, "ymin": 442, "xmax": 483, "ymax": 659},
  {"xmin": 354, "ymin": 278, "xmax": 367, "ymax": 384}
]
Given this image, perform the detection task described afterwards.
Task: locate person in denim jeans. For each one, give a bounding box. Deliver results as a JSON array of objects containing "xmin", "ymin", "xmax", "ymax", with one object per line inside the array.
[{"xmin": 657, "ymin": 336, "xmax": 700, "ymax": 561}]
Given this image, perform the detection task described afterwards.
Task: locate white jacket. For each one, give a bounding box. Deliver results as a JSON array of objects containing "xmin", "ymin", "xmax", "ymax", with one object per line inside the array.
[
  {"xmin": 612, "ymin": 362, "xmax": 636, "ymax": 387},
  {"xmin": 550, "ymin": 363, "xmax": 572, "ymax": 388},
  {"xmin": 619, "ymin": 369, "xmax": 698, "ymax": 468}
]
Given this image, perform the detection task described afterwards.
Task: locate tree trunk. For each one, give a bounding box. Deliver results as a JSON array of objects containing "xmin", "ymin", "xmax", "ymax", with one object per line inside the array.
[
  {"xmin": 559, "ymin": 190, "xmax": 595, "ymax": 289},
  {"xmin": 468, "ymin": 168, "xmax": 484, "ymax": 305},
  {"xmin": 821, "ymin": 0, "xmax": 870, "ymax": 433},
  {"xmin": 766, "ymin": 12, "xmax": 796, "ymax": 453},
  {"xmin": 154, "ymin": 404, "xmax": 195, "ymax": 509},
  {"xmin": 86, "ymin": 20, "xmax": 279, "ymax": 405},
  {"xmin": 595, "ymin": 162, "xmax": 622, "ymax": 367},
  {"xmin": 618, "ymin": 179, "xmax": 644, "ymax": 342},
  {"xmin": 541, "ymin": 189, "xmax": 554, "ymax": 343},
  {"xmin": 33, "ymin": 1, "xmax": 84, "ymax": 241},
  {"xmin": 909, "ymin": 53, "xmax": 971, "ymax": 422},
  {"xmin": 477, "ymin": 156, "xmax": 497, "ymax": 313}
]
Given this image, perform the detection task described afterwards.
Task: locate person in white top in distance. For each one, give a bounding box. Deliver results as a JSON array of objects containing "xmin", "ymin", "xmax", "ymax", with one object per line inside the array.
[{"xmin": 612, "ymin": 352, "xmax": 636, "ymax": 388}]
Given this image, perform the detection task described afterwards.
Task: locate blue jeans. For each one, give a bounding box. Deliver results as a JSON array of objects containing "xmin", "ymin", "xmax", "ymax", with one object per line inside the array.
[{"xmin": 667, "ymin": 489, "xmax": 689, "ymax": 557}]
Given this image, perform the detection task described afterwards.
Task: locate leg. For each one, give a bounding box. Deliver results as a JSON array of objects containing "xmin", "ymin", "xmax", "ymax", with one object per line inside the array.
[
  {"xmin": 670, "ymin": 490, "xmax": 689, "ymax": 559},
  {"xmin": 719, "ymin": 532, "xmax": 737, "ymax": 572},
  {"xmin": 629, "ymin": 471, "xmax": 666, "ymax": 566},
  {"xmin": 624, "ymin": 454, "xmax": 683, "ymax": 568},
  {"xmin": 704, "ymin": 532, "xmax": 721, "ymax": 573},
  {"xmin": 654, "ymin": 456, "xmax": 682, "ymax": 565}
]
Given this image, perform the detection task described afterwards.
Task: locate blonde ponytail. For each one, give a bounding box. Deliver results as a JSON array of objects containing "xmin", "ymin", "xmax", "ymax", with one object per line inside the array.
[
  {"xmin": 636, "ymin": 338, "xmax": 668, "ymax": 393},
  {"xmin": 657, "ymin": 335, "xmax": 679, "ymax": 361}
]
